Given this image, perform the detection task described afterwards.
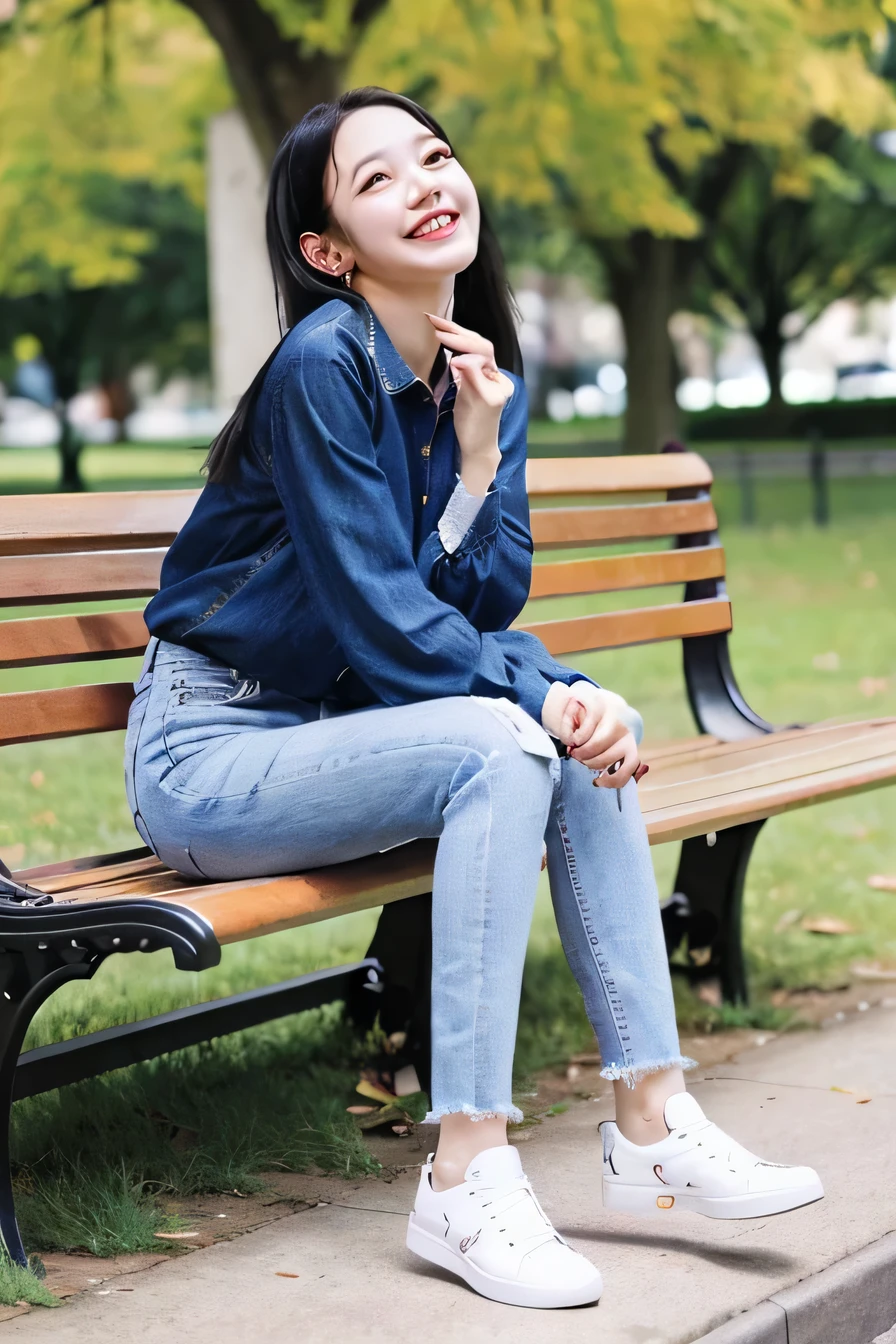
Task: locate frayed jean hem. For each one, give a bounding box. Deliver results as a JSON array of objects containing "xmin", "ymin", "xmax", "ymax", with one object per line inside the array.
[
  {"xmin": 599, "ymin": 1053, "xmax": 700, "ymax": 1090},
  {"xmin": 422, "ymin": 1102, "xmax": 526, "ymax": 1125}
]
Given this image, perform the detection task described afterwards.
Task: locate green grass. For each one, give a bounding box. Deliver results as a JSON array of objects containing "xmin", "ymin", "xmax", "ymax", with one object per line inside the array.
[
  {"xmin": 0, "ymin": 1256, "xmax": 59, "ymax": 1308},
  {"xmin": 0, "ymin": 448, "xmax": 894, "ymax": 1270}
]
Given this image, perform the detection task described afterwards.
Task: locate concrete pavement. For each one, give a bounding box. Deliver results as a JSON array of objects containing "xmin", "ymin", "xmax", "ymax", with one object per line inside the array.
[{"xmin": 4, "ymin": 1000, "xmax": 895, "ymax": 1344}]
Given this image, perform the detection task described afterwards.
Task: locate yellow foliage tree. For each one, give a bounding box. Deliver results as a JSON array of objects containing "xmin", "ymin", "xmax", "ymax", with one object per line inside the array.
[
  {"xmin": 0, "ymin": 0, "xmax": 226, "ymax": 296},
  {"xmin": 353, "ymin": 0, "xmax": 896, "ymax": 448},
  {"xmin": 0, "ymin": 0, "xmax": 227, "ymax": 485}
]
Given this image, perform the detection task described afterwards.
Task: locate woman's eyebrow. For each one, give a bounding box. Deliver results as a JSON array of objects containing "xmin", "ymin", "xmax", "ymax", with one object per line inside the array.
[{"xmin": 351, "ymin": 130, "xmax": 437, "ymax": 183}]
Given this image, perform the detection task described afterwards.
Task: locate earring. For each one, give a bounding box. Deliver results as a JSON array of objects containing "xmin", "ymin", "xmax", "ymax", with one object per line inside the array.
[{"xmin": 342, "ymin": 269, "xmax": 353, "ymax": 288}]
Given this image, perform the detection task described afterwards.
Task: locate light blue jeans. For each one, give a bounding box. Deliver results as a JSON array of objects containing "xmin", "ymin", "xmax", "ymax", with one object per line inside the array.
[{"xmin": 124, "ymin": 637, "xmax": 697, "ymax": 1124}]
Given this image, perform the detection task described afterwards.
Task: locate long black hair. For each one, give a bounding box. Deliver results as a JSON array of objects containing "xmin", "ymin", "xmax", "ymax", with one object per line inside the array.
[{"xmin": 202, "ymin": 85, "xmax": 524, "ymax": 486}]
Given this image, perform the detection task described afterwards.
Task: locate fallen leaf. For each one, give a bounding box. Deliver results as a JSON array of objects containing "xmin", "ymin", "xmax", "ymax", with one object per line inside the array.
[
  {"xmin": 275, "ymin": 1272, "xmax": 300, "ymax": 1279},
  {"xmin": 858, "ymin": 677, "xmax": 888, "ymax": 698},
  {"xmin": 355, "ymin": 1078, "xmax": 399, "ymax": 1105},
  {"xmin": 857, "ymin": 1098, "xmax": 872, "ymax": 1104},
  {"xmin": 393, "ymin": 1063, "xmax": 422, "ymax": 1096},
  {"xmin": 812, "ymin": 651, "xmax": 840, "ymax": 672},
  {"xmin": 29, "ymin": 770, "xmax": 44, "ymax": 788},
  {"xmin": 355, "ymin": 1103, "xmax": 413, "ymax": 1131},
  {"xmin": 801, "ymin": 916, "xmax": 857, "ymax": 935},
  {"xmin": 867, "ymin": 874, "xmax": 896, "ymax": 892},
  {"xmin": 153, "ymin": 1232, "xmax": 199, "ymax": 1240},
  {"xmin": 697, "ymin": 980, "xmax": 723, "ymax": 1008},
  {"xmin": 830, "ymin": 1085, "xmax": 853, "ymax": 1094},
  {"xmin": 28, "ymin": 811, "xmax": 57, "ymax": 827},
  {"xmin": 851, "ymin": 961, "xmax": 896, "ymax": 980}
]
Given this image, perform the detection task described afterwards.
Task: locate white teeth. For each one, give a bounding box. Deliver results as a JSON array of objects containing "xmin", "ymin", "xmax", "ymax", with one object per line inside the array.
[{"xmin": 412, "ymin": 213, "xmax": 454, "ymax": 237}]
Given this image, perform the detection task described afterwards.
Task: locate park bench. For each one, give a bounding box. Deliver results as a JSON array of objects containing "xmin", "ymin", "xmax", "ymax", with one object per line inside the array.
[{"xmin": 1, "ymin": 444, "xmax": 894, "ymax": 1267}]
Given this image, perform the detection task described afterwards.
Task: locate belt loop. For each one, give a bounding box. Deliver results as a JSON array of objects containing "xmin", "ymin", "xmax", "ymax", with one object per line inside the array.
[{"xmin": 134, "ymin": 635, "xmax": 161, "ymax": 693}]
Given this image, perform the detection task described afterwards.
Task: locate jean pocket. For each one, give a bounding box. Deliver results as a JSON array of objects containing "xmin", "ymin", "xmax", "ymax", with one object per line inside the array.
[{"xmin": 161, "ymin": 672, "xmax": 260, "ymax": 768}]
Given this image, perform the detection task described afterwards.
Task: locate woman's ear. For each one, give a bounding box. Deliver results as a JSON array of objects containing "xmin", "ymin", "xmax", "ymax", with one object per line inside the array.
[{"xmin": 299, "ymin": 230, "xmax": 353, "ymax": 279}]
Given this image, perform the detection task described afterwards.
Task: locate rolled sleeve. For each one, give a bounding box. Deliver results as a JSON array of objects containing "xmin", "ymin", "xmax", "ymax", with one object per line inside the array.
[
  {"xmin": 437, "ymin": 475, "xmax": 490, "ymax": 555},
  {"xmin": 418, "ymin": 375, "xmax": 534, "ymax": 631}
]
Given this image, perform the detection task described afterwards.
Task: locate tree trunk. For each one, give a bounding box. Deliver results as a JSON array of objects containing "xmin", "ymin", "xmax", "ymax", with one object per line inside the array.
[
  {"xmin": 56, "ymin": 408, "xmax": 84, "ymax": 492},
  {"xmin": 605, "ymin": 234, "xmax": 680, "ymax": 454},
  {"xmin": 755, "ymin": 317, "xmax": 785, "ymax": 409},
  {"xmin": 177, "ymin": 0, "xmax": 385, "ymax": 164}
]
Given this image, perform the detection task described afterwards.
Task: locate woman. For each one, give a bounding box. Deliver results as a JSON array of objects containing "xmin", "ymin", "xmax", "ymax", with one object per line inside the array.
[{"xmin": 124, "ymin": 86, "xmax": 823, "ymax": 1311}]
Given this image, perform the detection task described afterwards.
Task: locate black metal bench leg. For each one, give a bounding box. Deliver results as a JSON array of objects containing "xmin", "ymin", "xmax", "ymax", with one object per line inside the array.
[
  {"xmin": 348, "ymin": 894, "xmax": 433, "ymax": 1099},
  {"xmin": 661, "ymin": 821, "xmax": 767, "ymax": 1005},
  {"xmin": 0, "ymin": 947, "xmax": 102, "ymax": 1266}
]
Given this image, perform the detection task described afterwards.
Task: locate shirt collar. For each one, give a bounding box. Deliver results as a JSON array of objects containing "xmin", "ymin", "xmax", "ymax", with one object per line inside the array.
[{"xmin": 357, "ymin": 293, "xmax": 456, "ymax": 403}]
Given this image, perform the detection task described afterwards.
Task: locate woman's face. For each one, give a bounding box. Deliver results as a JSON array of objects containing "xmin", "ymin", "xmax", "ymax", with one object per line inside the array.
[{"xmin": 307, "ymin": 104, "xmax": 480, "ymax": 289}]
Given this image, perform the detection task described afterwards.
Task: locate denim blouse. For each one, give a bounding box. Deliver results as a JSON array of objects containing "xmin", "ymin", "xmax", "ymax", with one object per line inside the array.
[{"xmin": 142, "ymin": 293, "xmax": 602, "ymax": 727}]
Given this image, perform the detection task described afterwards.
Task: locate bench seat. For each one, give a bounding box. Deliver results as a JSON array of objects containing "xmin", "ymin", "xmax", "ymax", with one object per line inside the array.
[{"xmin": 12, "ymin": 714, "xmax": 895, "ymax": 946}]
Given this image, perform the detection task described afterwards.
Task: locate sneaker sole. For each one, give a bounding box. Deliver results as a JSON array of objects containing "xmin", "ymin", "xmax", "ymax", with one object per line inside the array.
[
  {"xmin": 406, "ymin": 1214, "xmax": 603, "ymax": 1308},
  {"xmin": 602, "ymin": 1176, "xmax": 825, "ymax": 1220}
]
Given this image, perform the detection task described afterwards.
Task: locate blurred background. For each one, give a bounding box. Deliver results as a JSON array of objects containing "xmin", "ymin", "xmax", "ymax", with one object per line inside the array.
[
  {"xmin": 3, "ymin": 0, "xmax": 896, "ymax": 517},
  {"xmin": 0, "ymin": 0, "xmax": 895, "ymax": 1263}
]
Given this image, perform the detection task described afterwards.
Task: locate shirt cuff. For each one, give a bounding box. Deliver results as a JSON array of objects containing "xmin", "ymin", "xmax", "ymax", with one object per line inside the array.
[{"xmin": 437, "ymin": 474, "xmax": 491, "ymax": 555}]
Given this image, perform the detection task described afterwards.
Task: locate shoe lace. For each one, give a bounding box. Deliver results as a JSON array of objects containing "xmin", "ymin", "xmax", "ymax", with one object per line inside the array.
[
  {"xmin": 468, "ymin": 1176, "xmax": 564, "ymax": 1253},
  {"xmin": 676, "ymin": 1118, "xmax": 762, "ymax": 1168}
]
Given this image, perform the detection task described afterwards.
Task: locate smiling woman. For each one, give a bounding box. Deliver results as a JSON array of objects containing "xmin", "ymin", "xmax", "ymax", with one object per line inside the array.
[{"xmin": 123, "ymin": 85, "xmax": 824, "ymax": 1312}]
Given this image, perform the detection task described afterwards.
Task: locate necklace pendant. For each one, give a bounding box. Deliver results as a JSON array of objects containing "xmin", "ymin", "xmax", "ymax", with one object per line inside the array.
[{"xmin": 422, "ymin": 494, "xmax": 428, "ymax": 505}]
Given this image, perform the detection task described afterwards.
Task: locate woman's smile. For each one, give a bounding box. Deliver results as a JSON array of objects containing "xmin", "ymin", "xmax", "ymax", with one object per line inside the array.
[{"xmin": 406, "ymin": 212, "xmax": 460, "ymax": 241}]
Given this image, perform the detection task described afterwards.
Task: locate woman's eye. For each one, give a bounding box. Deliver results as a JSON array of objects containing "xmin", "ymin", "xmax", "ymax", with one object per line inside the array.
[
  {"xmin": 427, "ymin": 148, "xmax": 452, "ymax": 165},
  {"xmin": 361, "ymin": 148, "xmax": 452, "ymax": 191}
]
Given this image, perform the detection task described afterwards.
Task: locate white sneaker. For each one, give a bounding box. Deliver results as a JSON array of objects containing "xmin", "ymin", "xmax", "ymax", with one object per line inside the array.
[
  {"xmin": 601, "ymin": 1091, "xmax": 824, "ymax": 1220},
  {"xmin": 406, "ymin": 1144, "xmax": 602, "ymax": 1309}
]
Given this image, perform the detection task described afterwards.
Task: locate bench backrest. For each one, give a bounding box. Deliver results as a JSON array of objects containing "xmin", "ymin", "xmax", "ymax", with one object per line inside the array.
[{"xmin": 0, "ymin": 449, "xmax": 726, "ymax": 747}]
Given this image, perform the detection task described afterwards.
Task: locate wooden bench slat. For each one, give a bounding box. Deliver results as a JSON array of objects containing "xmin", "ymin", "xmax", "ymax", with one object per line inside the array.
[
  {"xmin": 0, "ymin": 490, "xmax": 199, "ymax": 557},
  {"xmin": 646, "ymin": 720, "xmax": 896, "ymax": 811},
  {"xmin": 0, "ymin": 683, "xmax": 135, "ymax": 745},
  {"xmin": 526, "ymin": 452, "xmax": 712, "ymax": 496},
  {"xmin": 528, "ymin": 545, "xmax": 725, "ymax": 600},
  {"xmin": 513, "ymin": 597, "xmax": 732, "ymax": 655},
  {"xmin": 0, "ymin": 611, "xmax": 149, "ymax": 668},
  {"xmin": 0, "ymin": 550, "xmax": 165, "ymax": 604},
  {"xmin": 645, "ymin": 741, "xmax": 896, "ymax": 843},
  {"xmin": 530, "ymin": 499, "xmax": 717, "ymax": 549},
  {"xmin": 12, "ymin": 717, "xmax": 896, "ymax": 937}
]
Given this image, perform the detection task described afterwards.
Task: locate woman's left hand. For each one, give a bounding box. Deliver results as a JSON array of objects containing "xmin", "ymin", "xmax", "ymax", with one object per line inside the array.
[
  {"xmin": 562, "ymin": 682, "xmax": 641, "ymax": 788},
  {"xmin": 425, "ymin": 312, "xmax": 513, "ymax": 494}
]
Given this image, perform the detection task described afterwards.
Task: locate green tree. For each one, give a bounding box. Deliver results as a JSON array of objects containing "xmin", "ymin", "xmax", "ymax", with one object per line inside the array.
[
  {"xmin": 694, "ymin": 122, "xmax": 896, "ymax": 405},
  {"xmin": 0, "ymin": 180, "xmax": 209, "ymax": 488},
  {"xmin": 0, "ymin": 0, "xmax": 225, "ymax": 487}
]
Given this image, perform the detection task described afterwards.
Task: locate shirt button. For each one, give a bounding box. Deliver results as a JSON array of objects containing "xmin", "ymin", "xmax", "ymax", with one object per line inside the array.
[{"xmin": 421, "ymin": 445, "xmax": 431, "ymax": 457}]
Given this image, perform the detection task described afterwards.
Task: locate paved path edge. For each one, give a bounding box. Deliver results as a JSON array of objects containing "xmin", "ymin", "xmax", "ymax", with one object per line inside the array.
[{"xmin": 691, "ymin": 1229, "xmax": 896, "ymax": 1344}]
